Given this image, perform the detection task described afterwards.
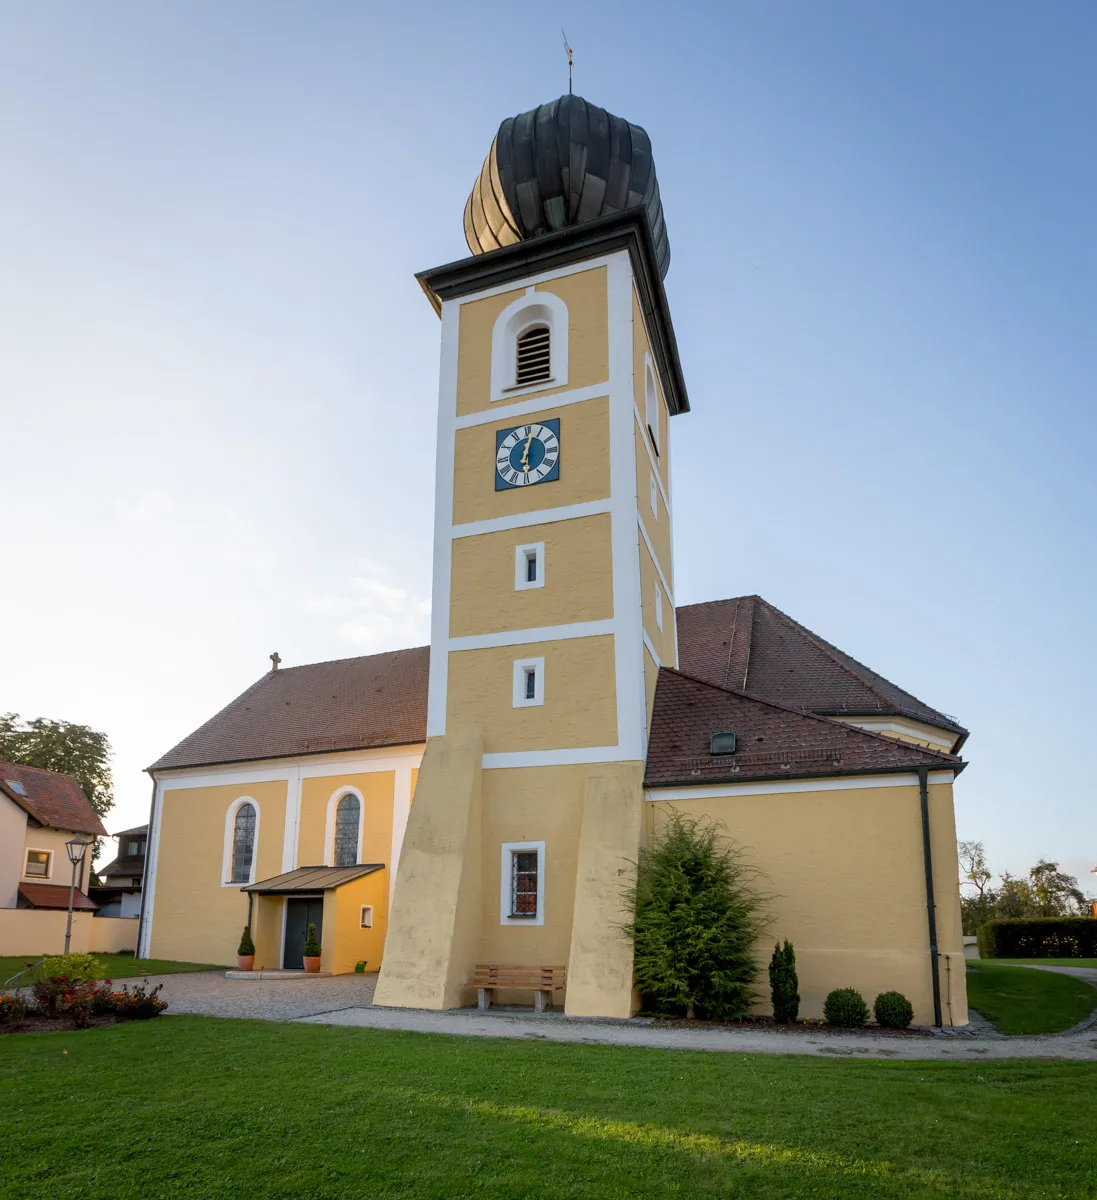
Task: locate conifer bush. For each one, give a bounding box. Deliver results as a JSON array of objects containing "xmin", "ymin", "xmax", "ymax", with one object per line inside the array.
[
  {"xmin": 823, "ymin": 987, "xmax": 869, "ymax": 1028},
  {"xmin": 624, "ymin": 811, "xmax": 768, "ymax": 1020},
  {"xmin": 769, "ymin": 940, "xmax": 800, "ymax": 1022},
  {"xmin": 238, "ymin": 925, "xmax": 255, "ymax": 956},
  {"xmin": 873, "ymin": 990, "xmax": 914, "ymax": 1029},
  {"xmin": 303, "ymin": 923, "xmax": 322, "ymax": 958}
]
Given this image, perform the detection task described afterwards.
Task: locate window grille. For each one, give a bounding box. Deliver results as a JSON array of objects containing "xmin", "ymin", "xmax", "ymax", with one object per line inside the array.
[
  {"xmin": 334, "ymin": 794, "xmax": 360, "ymax": 867},
  {"xmin": 510, "ymin": 851, "xmax": 538, "ymax": 917},
  {"xmin": 230, "ymin": 803, "xmax": 256, "ymax": 883},
  {"xmin": 515, "ymin": 325, "xmax": 551, "ymax": 386}
]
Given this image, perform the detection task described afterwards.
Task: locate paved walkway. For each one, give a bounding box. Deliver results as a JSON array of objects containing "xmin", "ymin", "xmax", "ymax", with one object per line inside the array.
[{"xmin": 132, "ymin": 966, "xmax": 1097, "ymax": 1061}]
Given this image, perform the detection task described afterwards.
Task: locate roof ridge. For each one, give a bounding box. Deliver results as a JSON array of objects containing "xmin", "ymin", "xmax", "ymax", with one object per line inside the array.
[
  {"xmin": 657, "ymin": 667, "xmax": 959, "ymax": 764},
  {"xmin": 272, "ymin": 645, "xmax": 429, "ymax": 675},
  {"xmin": 0, "ymin": 760, "xmax": 82, "ymax": 785}
]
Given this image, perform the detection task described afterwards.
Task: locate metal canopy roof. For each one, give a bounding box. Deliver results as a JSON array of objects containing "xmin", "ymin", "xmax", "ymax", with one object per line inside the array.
[{"xmin": 242, "ymin": 864, "xmax": 384, "ymax": 894}]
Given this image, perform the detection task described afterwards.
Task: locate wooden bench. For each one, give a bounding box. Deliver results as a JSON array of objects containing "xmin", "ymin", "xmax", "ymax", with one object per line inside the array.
[{"xmin": 473, "ymin": 964, "xmax": 566, "ymax": 1013}]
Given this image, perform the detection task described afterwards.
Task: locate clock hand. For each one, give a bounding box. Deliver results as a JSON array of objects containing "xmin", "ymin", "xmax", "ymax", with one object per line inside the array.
[{"xmin": 520, "ymin": 429, "xmax": 535, "ymax": 470}]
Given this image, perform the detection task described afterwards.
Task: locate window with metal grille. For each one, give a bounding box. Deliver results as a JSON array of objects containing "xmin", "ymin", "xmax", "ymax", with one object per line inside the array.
[
  {"xmin": 515, "ymin": 325, "xmax": 551, "ymax": 386},
  {"xmin": 510, "ymin": 851, "xmax": 538, "ymax": 917},
  {"xmin": 230, "ymin": 803, "xmax": 256, "ymax": 883},
  {"xmin": 334, "ymin": 793, "xmax": 360, "ymax": 867}
]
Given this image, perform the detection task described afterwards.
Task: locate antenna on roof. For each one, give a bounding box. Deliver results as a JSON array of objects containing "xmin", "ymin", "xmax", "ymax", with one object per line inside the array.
[
  {"xmin": 270, "ymin": 651, "xmax": 281, "ymax": 672},
  {"xmin": 561, "ymin": 29, "xmax": 573, "ymax": 95}
]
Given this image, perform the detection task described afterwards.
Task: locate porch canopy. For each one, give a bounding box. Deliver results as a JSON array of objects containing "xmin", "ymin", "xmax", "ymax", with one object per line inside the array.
[{"xmin": 241, "ymin": 864, "xmax": 384, "ymax": 894}]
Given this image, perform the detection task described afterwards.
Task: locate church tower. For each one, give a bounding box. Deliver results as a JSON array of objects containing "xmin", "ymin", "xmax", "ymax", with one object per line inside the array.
[{"xmin": 374, "ymin": 95, "xmax": 689, "ymax": 1018}]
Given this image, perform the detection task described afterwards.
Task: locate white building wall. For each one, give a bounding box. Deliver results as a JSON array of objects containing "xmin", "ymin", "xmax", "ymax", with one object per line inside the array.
[{"xmin": 0, "ymin": 795, "xmax": 28, "ymax": 908}]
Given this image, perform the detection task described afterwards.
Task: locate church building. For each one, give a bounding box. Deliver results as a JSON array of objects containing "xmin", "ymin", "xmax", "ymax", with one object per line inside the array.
[{"xmin": 140, "ymin": 96, "xmax": 968, "ymax": 1026}]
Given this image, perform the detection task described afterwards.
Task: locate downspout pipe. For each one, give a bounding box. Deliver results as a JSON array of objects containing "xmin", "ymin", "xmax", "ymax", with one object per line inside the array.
[{"xmin": 918, "ymin": 766, "xmax": 943, "ymax": 1027}]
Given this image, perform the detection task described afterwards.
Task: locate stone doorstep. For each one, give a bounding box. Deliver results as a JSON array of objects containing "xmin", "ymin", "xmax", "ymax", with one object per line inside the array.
[{"xmin": 224, "ymin": 969, "xmax": 333, "ymax": 981}]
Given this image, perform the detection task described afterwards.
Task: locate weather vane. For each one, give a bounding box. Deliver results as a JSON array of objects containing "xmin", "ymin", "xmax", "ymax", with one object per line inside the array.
[{"xmin": 562, "ymin": 30, "xmax": 573, "ymax": 95}]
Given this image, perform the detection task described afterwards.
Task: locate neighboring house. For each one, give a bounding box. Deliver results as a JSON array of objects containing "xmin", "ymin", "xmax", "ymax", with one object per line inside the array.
[
  {"xmin": 91, "ymin": 824, "xmax": 147, "ymax": 918},
  {"xmin": 141, "ymin": 93, "xmax": 970, "ymax": 1026},
  {"xmin": 0, "ymin": 762, "xmax": 106, "ymax": 914}
]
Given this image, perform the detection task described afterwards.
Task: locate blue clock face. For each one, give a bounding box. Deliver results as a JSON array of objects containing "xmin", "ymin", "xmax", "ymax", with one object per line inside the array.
[{"xmin": 495, "ymin": 418, "xmax": 561, "ymax": 490}]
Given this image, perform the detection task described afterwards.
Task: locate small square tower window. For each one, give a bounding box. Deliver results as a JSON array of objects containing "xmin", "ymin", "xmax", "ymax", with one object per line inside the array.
[
  {"xmin": 512, "ymin": 657, "xmax": 545, "ymax": 707},
  {"xmin": 360, "ymin": 905, "xmax": 374, "ymax": 929},
  {"xmin": 514, "ymin": 542, "xmax": 545, "ymax": 591}
]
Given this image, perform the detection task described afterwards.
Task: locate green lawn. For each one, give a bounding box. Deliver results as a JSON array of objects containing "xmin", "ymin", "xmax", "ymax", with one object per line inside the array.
[
  {"xmin": 0, "ymin": 954, "xmax": 225, "ymax": 985},
  {"xmin": 981, "ymin": 957, "xmax": 1097, "ymax": 968},
  {"xmin": 966, "ymin": 961, "xmax": 1097, "ymax": 1035},
  {"xmin": 2, "ymin": 1018, "xmax": 1096, "ymax": 1198}
]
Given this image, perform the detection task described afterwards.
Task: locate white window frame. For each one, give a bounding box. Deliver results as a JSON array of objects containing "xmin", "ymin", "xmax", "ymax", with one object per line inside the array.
[
  {"xmin": 489, "ymin": 288, "xmax": 569, "ymax": 402},
  {"xmin": 325, "ymin": 785, "xmax": 365, "ymax": 868},
  {"xmin": 514, "ymin": 542, "xmax": 545, "ymax": 591},
  {"xmin": 649, "ymin": 472, "xmax": 659, "ymax": 519},
  {"xmin": 512, "ymin": 657, "xmax": 545, "ymax": 708},
  {"xmin": 655, "ymin": 582, "xmax": 664, "ymax": 631},
  {"xmin": 499, "ymin": 840, "xmax": 545, "ymax": 926},
  {"xmin": 23, "ymin": 848, "xmax": 53, "ymax": 880},
  {"xmin": 222, "ymin": 796, "xmax": 261, "ymax": 887},
  {"xmin": 644, "ymin": 355, "xmax": 660, "ymax": 455},
  {"xmin": 360, "ymin": 905, "xmax": 374, "ymax": 929}
]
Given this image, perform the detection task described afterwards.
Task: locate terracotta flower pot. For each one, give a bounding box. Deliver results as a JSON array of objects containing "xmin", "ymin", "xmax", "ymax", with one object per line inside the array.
[
  {"xmin": 302, "ymin": 955, "xmax": 321, "ymax": 973},
  {"xmin": 236, "ymin": 955, "xmax": 254, "ymax": 971}
]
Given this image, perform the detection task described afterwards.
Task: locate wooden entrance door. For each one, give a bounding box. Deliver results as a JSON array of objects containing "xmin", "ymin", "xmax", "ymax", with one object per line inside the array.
[{"xmin": 283, "ymin": 896, "xmax": 324, "ymax": 969}]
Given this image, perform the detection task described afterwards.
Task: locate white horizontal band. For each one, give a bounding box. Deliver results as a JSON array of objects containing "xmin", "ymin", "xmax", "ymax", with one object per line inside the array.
[
  {"xmin": 452, "ymin": 499, "xmax": 611, "ymax": 540},
  {"xmin": 482, "ymin": 745, "xmax": 636, "ymax": 769},
  {"xmin": 154, "ymin": 746, "xmax": 425, "ymax": 790},
  {"xmin": 456, "ymin": 382, "xmax": 609, "ymax": 430},
  {"xmin": 449, "ymin": 619, "xmax": 615, "ymax": 652},
  {"xmin": 638, "ymin": 516, "xmax": 673, "ymax": 605},
  {"xmin": 647, "ymin": 770, "xmax": 956, "ymax": 801},
  {"xmin": 642, "ymin": 630, "xmax": 662, "ymax": 668}
]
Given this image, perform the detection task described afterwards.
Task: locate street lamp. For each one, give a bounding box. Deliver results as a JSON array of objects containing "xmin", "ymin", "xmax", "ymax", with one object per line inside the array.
[{"xmin": 64, "ymin": 837, "xmax": 92, "ymax": 955}]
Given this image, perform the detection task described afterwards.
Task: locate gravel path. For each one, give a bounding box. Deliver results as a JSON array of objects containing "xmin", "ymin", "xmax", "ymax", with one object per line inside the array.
[
  {"xmin": 144, "ymin": 970, "xmax": 378, "ymax": 1021},
  {"xmin": 296, "ymin": 1004, "xmax": 1097, "ymax": 1060}
]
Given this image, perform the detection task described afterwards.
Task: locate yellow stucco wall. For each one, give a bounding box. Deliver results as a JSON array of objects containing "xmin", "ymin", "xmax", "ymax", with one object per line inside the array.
[
  {"xmin": 632, "ymin": 287, "xmax": 670, "ymax": 494},
  {"xmin": 639, "ymin": 538, "xmax": 676, "ymax": 667},
  {"xmin": 21, "ymin": 825, "xmax": 93, "ymax": 893},
  {"xmin": 329, "ymin": 869, "xmax": 389, "ymax": 974},
  {"xmin": 455, "ymin": 266, "xmax": 608, "ymax": 417},
  {"xmin": 445, "ymin": 635, "xmax": 617, "ymax": 754},
  {"xmin": 449, "ymin": 513, "xmax": 613, "ymax": 638},
  {"xmin": 251, "ymin": 894, "xmax": 284, "ymax": 970},
  {"xmin": 634, "ymin": 425, "xmax": 671, "ymax": 576},
  {"xmin": 646, "ymin": 779, "xmax": 967, "ymax": 1026},
  {"xmin": 0, "ymin": 910, "xmax": 137, "ymax": 957},
  {"xmin": 452, "ymin": 395, "xmax": 610, "ymax": 525},
  {"xmin": 296, "ymin": 772, "xmax": 396, "ymax": 869},
  {"xmin": 149, "ymin": 779, "xmax": 286, "ymax": 965}
]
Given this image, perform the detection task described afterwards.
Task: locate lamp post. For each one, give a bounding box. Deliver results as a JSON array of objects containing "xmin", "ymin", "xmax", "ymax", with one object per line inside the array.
[{"xmin": 64, "ymin": 837, "xmax": 92, "ymax": 955}]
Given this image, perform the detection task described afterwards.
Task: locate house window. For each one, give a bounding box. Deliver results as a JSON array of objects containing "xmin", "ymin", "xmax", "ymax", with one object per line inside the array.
[
  {"xmin": 489, "ymin": 290, "xmax": 569, "ymax": 401},
  {"xmin": 24, "ymin": 850, "xmax": 51, "ymax": 878},
  {"xmin": 515, "ymin": 325, "xmax": 551, "ymax": 386},
  {"xmin": 229, "ymin": 802, "xmax": 257, "ymax": 883},
  {"xmin": 128, "ymin": 840, "xmax": 140, "ymax": 855},
  {"xmin": 500, "ymin": 841, "xmax": 545, "ymax": 925},
  {"xmin": 360, "ymin": 905, "xmax": 373, "ymax": 929},
  {"xmin": 513, "ymin": 657, "xmax": 544, "ymax": 707},
  {"xmin": 514, "ymin": 542, "xmax": 545, "ymax": 591},
  {"xmin": 645, "ymin": 358, "xmax": 660, "ymax": 455},
  {"xmin": 333, "ymin": 794, "xmax": 361, "ymax": 867}
]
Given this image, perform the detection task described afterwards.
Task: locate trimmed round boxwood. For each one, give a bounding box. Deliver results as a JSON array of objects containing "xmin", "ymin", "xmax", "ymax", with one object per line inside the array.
[
  {"xmin": 873, "ymin": 990, "xmax": 914, "ymax": 1029},
  {"xmin": 823, "ymin": 987, "xmax": 869, "ymax": 1028}
]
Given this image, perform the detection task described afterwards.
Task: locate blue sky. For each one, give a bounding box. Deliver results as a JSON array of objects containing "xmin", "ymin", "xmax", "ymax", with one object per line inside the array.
[{"xmin": 1, "ymin": 2, "xmax": 1093, "ymax": 887}]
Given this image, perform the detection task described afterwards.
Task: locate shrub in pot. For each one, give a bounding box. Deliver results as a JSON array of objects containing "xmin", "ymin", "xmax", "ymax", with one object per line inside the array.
[
  {"xmin": 873, "ymin": 990, "xmax": 914, "ymax": 1029},
  {"xmin": 823, "ymin": 987, "xmax": 869, "ymax": 1028},
  {"xmin": 768, "ymin": 940, "xmax": 799, "ymax": 1023},
  {"xmin": 237, "ymin": 925, "xmax": 256, "ymax": 971},
  {"xmin": 302, "ymin": 923, "xmax": 322, "ymax": 972}
]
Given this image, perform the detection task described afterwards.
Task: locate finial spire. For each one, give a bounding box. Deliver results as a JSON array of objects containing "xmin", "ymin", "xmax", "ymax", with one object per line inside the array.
[
  {"xmin": 562, "ymin": 30, "xmax": 573, "ymax": 95},
  {"xmin": 270, "ymin": 651, "xmax": 281, "ymax": 671}
]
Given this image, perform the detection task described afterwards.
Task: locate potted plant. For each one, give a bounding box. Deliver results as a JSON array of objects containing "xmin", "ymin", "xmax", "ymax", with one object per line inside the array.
[
  {"xmin": 302, "ymin": 923, "xmax": 321, "ymax": 973},
  {"xmin": 237, "ymin": 925, "xmax": 255, "ymax": 972}
]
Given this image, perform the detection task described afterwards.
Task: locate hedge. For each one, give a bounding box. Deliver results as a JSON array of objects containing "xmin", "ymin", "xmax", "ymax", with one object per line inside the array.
[{"xmin": 977, "ymin": 917, "xmax": 1097, "ymax": 959}]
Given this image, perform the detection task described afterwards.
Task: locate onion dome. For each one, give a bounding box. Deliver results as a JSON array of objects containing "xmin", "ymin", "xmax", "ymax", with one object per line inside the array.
[{"xmin": 464, "ymin": 94, "xmax": 671, "ymax": 279}]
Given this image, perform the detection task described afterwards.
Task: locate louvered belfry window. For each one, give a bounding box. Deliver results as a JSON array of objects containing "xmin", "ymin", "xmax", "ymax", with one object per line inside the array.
[
  {"xmin": 511, "ymin": 851, "xmax": 538, "ymax": 917},
  {"xmin": 515, "ymin": 325, "xmax": 551, "ymax": 386},
  {"xmin": 334, "ymin": 793, "xmax": 360, "ymax": 867},
  {"xmin": 230, "ymin": 803, "xmax": 256, "ymax": 883}
]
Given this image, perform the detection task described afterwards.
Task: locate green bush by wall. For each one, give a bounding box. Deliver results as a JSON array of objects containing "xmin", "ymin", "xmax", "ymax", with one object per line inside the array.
[{"xmin": 977, "ymin": 917, "xmax": 1097, "ymax": 959}]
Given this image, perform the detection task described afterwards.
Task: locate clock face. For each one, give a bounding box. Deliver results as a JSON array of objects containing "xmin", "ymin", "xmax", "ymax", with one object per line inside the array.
[{"xmin": 495, "ymin": 419, "xmax": 561, "ymax": 490}]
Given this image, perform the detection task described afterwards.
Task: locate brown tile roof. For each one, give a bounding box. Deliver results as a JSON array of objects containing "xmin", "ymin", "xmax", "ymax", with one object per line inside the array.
[
  {"xmin": 645, "ymin": 668, "xmax": 961, "ymax": 788},
  {"xmin": 98, "ymin": 855, "xmax": 145, "ymax": 879},
  {"xmin": 0, "ymin": 762, "xmax": 107, "ymax": 837},
  {"xmin": 676, "ymin": 596, "xmax": 966, "ymax": 743},
  {"xmin": 19, "ymin": 882, "xmax": 99, "ymax": 911},
  {"xmin": 148, "ymin": 646, "xmax": 430, "ymax": 772}
]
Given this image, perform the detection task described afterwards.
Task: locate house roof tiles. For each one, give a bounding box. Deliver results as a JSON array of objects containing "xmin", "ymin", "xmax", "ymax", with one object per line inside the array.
[
  {"xmin": 19, "ymin": 882, "xmax": 99, "ymax": 911},
  {"xmin": 0, "ymin": 762, "xmax": 106, "ymax": 837}
]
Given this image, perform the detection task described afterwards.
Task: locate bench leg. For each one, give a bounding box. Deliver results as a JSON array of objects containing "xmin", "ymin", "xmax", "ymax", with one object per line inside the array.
[
  {"xmin": 534, "ymin": 990, "xmax": 550, "ymax": 1014},
  {"xmin": 478, "ymin": 987, "xmax": 492, "ymax": 1012}
]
